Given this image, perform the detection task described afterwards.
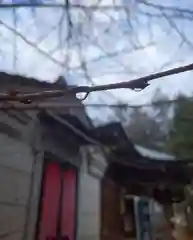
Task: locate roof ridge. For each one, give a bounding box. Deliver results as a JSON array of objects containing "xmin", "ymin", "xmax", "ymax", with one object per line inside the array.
[{"xmin": 0, "ymin": 72, "xmax": 64, "ymax": 89}]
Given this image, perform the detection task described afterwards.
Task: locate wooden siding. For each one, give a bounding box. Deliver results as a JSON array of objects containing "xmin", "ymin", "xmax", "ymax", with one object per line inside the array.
[
  {"xmin": 0, "ymin": 110, "xmax": 43, "ymax": 240},
  {"xmin": 100, "ymin": 178, "xmax": 123, "ymax": 240}
]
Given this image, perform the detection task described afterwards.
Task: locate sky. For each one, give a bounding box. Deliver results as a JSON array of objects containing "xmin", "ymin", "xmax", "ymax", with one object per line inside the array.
[{"xmin": 0, "ymin": 0, "xmax": 193, "ymax": 122}]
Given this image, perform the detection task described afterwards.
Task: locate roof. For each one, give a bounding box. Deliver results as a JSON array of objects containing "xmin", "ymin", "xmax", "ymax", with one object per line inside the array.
[
  {"xmin": 95, "ymin": 121, "xmax": 178, "ymax": 161},
  {"xmin": 134, "ymin": 144, "xmax": 175, "ymax": 161},
  {"xmin": 0, "ymin": 72, "xmax": 58, "ymax": 90},
  {"xmin": 39, "ymin": 108, "xmax": 96, "ymax": 145},
  {"xmin": 91, "ymin": 122, "xmax": 130, "ymax": 146},
  {"xmin": 0, "ymin": 72, "xmax": 93, "ymax": 129}
]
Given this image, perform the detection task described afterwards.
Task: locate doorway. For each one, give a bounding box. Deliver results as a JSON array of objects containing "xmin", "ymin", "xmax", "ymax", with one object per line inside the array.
[
  {"xmin": 37, "ymin": 161, "xmax": 77, "ymax": 240},
  {"xmin": 100, "ymin": 178, "xmax": 122, "ymax": 240}
]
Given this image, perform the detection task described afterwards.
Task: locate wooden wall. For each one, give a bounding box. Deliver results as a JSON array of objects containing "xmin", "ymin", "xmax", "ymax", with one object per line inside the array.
[
  {"xmin": 100, "ymin": 178, "xmax": 123, "ymax": 240},
  {"xmin": 76, "ymin": 151, "xmax": 101, "ymax": 240},
  {"xmin": 0, "ymin": 111, "xmax": 43, "ymax": 240}
]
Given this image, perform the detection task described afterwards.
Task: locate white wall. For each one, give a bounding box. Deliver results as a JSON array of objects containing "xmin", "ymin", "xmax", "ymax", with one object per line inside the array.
[
  {"xmin": 77, "ymin": 150, "xmax": 102, "ymax": 240},
  {"xmin": 0, "ymin": 112, "xmax": 43, "ymax": 240}
]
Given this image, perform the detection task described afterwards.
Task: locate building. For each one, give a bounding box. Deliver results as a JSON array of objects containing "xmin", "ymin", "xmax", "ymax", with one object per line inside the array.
[
  {"xmin": 1, "ymin": 72, "xmax": 193, "ymax": 240},
  {"xmin": 94, "ymin": 122, "xmax": 193, "ymax": 240},
  {"xmin": 0, "ymin": 72, "xmax": 106, "ymax": 240}
]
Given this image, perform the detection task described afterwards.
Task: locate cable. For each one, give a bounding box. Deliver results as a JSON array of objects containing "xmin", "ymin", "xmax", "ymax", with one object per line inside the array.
[
  {"xmin": 0, "ymin": 4, "xmax": 150, "ymax": 9},
  {"xmin": 0, "ymin": 96, "xmax": 192, "ymax": 110},
  {"xmin": 0, "ymin": 2, "xmax": 191, "ymax": 14},
  {"xmin": 1, "ymin": 62, "xmax": 193, "ymax": 102}
]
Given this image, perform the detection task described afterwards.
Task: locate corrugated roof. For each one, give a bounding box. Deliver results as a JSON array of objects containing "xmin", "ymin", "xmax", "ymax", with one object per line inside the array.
[{"xmin": 134, "ymin": 144, "xmax": 175, "ymax": 161}]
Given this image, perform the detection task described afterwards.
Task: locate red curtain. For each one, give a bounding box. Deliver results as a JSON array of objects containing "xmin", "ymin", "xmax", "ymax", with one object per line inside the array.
[
  {"xmin": 38, "ymin": 162, "xmax": 77, "ymax": 240},
  {"xmin": 38, "ymin": 162, "xmax": 62, "ymax": 240},
  {"xmin": 61, "ymin": 169, "xmax": 77, "ymax": 240}
]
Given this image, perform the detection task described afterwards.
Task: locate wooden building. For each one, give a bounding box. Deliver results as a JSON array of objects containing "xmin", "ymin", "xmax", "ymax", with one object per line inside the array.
[
  {"xmin": 0, "ymin": 72, "xmax": 106, "ymax": 240},
  {"xmin": 1, "ymin": 72, "xmax": 193, "ymax": 240},
  {"xmin": 93, "ymin": 122, "xmax": 193, "ymax": 240}
]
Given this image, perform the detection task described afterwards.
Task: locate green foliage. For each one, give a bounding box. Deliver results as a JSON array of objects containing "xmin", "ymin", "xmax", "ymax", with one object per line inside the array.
[{"xmin": 167, "ymin": 95, "xmax": 193, "ymax": 159}]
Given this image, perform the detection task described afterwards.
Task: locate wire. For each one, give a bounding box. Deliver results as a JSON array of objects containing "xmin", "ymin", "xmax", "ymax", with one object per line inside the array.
[
  {"xmin": 0, "ymin": 2, "xmax": 191, "ymax": 15},
  {"xmin": 1, "ymin": 62, "xmax": 193, "ymax": 102},
  {"xmin": 0, "ymin": 4, "xmax": 148, "ymax": 9},
  {"xmin": 0, "ymin": 96, "xmax": 192, "ymax": 110}
]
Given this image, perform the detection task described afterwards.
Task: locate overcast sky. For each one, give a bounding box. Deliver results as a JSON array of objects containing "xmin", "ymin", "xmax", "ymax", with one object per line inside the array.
[{"xmin": 0, "ymin": 0, "xmax": 193, "ymax": 121}]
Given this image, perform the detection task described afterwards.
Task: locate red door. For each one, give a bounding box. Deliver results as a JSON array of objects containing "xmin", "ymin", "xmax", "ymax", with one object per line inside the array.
[
  {"xmin": 61, "ymin": 169, "xmax": 77, "ymax": 240},
  {"xmin": 38, "ymin": 162, "xmax": 62, "ymax": 240},
  {"xmin": 37, "ymin": 162, "xmax": 77, "ymax": 240}
]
